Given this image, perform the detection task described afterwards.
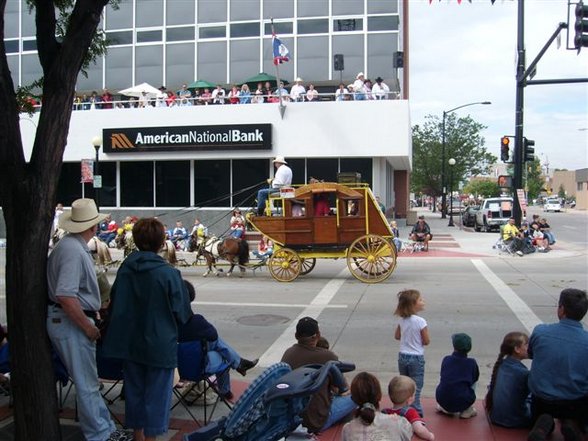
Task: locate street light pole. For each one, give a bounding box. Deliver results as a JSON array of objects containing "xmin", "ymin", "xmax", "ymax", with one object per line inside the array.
[
  {"xmin": 448, "ymin": 158, "xmax": 456, "ymax": 227},
  {"xmin": 441, "ymin": 101, "xmax": 491, "ymax": 219},
  {"xmin": 92, "ymin": 136, "xmax": 102, "ymax": 211}
]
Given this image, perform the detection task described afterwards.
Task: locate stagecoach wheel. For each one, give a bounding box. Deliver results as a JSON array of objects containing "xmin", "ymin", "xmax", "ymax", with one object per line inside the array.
[
  {"xmin": 299, "ymin": 258, "xmax": 316, "ymax": 276},
  {"xmin": 347, "ymin": 234, "xmax": 397, "ymax": 283},
  {"xmin": 268, "ymin": 248, "xmax": 301, "ymax": 282}
]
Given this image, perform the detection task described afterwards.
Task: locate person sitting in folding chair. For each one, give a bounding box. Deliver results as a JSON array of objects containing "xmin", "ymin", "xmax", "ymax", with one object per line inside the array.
[
  {"xmin": 502, "ymin": 217, "xmax": 526, "ymax": 256},
  {"xmin": 179, "ymin": 280, "xmax": 258, "ymax": 400},
  {"xmin": 409, "ymin": 216, "xmax": 432, "ymax": 251}
]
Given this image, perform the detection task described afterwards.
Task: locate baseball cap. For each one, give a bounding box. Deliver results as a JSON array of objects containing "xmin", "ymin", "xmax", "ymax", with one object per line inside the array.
[{"xmin": 296, "ymin": 317, "xmax": 319, "ymax": 338}]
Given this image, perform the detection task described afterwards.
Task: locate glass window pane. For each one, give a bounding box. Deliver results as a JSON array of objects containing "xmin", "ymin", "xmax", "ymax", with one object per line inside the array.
[
  {"xmin": 106, "ymin": 31, "xmax": 133, "ymax": 45},
  {"xmin": 76, "ymin": 54, "xmax": 104, "ymax": 92},
  {"xmin": 135, "ymin": 45, "xmax": 164, "ymax": 86},
  {"xmin": 21, "ymin": 55, "xmax": 43, "ymax": 93},
  {"xmin": 137, "ymin": 30, "xmax": 163, "ymax": 43},
  {"xmin": 307, "ymin": 158, "xmax": 339, "ymax": 184},
  {"xmin": 5, "ymin": 40, "xmax": 19, "ymax": 54},
  {"xmin": 230, "ymin": 40, "xmax": 260, "ymax": 84},
  {"xmin": 106, "ymin": 47, "xmax": 133, "ymax": 91},
  {"xmin": 166, "ymin": 43, "xmax": 194, "ymax": 91},
  {"xmin": 7, "ymin": 56, "xmax": 19, "ymax": 87},
  {"xmin": 332, "ymin": 35, "xmax": 364, "ymax": 79},
  {"xmin": 263, "ymin": 0, "xmax": 294, "ymax": 19},
  {"xmin": 99, "ymin": 162, "xmax": 117, "ymax": 208},
  {"xmin": 297, "ymin": 19, "xmax": 328, "ymax": 34},
  {"xmin": 21, "ymin": 7, "xmax": 35, "ymax": 37},
  {"xmin": 368, "ymin": 16, "xmax": 399, "ymax": 32},
  {"xmin": 334, "ymin": 19, "xmax": 363, "ymax": 32},
  {"xmin": 264, "ymin": 22, "xmax": 293, "ymax": 36},
  {"xmin": 368, "ymin": 33, "xmax": 397, "ymax": 81},
  {"xmin": 23, "ymin": 40, "xmax": 37, "ymax": 52},
  {"xmin": 333, "ymin": 0, "xmax": 364, "ymax": 15},
  {"xmin": 198, "ymin": 0, "xmax": 227, "ymax": 23},
  {"xmin": 57, "ymin": 163, "xmax": 84, "ymax": 206},
  {"xmin": 262, "ymin": 38, "xmax": 293, "ymax": 79},
  {"xmin": 230, "ymin": 22, "xmax": 260, "ymax": 38},
  {"xmin": 194, "ymin": 160, "xmax": 230, "ymax": 206},
  {"xmin": 106, "ymin": 0, "xmax": 133, "ymax": 30},
  {"xmin": 368, "ymin": 0, "xmax": 398, "ymax": 14},
  {"xmin": 167, "ymin": 27, "xmax": 195, "ymax": 42},
  {"xmin": 199, "ymin": 26, "xmax": 226, "ymax": 39},
  {"xmin": 197, "ymin": 42, "xmax": 227, "ymax": 84},
  {"xmin": 156, "ymin": 161, "xmax": 190, "ymax": 207},
  {"xmin": 167, "ymin": 0, "xmax": 195, "ymax": 26},
  {"xmin": 287, "ymin": 158, "xmax": 306, "ymax": 185},
  {"xmin": 136, "ymin": 0, "xmax": 163, "ymax": 27},
  {"xmin": 121, "ymin": 162, "xmax": 154, "ymax": 207},
  {"xmin": 297, "ymin": 37, "xmax": 329, "ymax": 82},
  {"xmin": 298, "ymin": 0, "xmax": 328, "ymax": 18},
  {"xmin": 232, "ymin": 159, "xmax": 267, "ymax": 207},
  {"xmin": 4, "ymin": 0, "xmax": 19, "ymax": 38},
  {"xmin": 340, "ymin": 158, "xmax": 372, "ymax": 186},
  {"xmin": 230, "ymin": 0, "xmax": 259, "ymax": 21}
]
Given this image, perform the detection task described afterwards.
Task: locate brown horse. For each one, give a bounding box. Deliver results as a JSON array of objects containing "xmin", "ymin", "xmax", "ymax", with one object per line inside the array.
[{"xmin": 199, "ymin": 236, "xmax": 250, "ymax": 277}]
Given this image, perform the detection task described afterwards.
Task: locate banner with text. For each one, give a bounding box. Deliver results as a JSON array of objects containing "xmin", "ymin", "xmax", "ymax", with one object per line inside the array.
[{"xmin": 102, "ymin": 124, "xmax": 272, "ymax": 153}]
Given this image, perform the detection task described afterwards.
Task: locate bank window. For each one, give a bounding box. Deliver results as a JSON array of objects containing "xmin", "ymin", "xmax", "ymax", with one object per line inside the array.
[
  {"xmin": 199, "ymin": 26, "xmax": 226, "ymax": 39},
  {"xmin": 137, "ymin": 30, "xmax": 162, "ymax": 43},
  {"xmin": 230, "ymin": 22, "xmax": 260, "ymax": 38},
  {"xmin": 333, "ymin": 19, "xmax": 363, "ymax": 32},
  {"xmin": 106, "ymin": 31, "xmax": 133, "ymax": 46},
  {"xmin": 194, "ymin": 160, "xmax": 230, "ymax": 207},
  {"xmin": 232, "ymin": 159, "xmax": 267, "ymax": 207},
  {"xmin": 98, "ymin": 162, "xmax": 117, "ymax": 208},
  {"xmin": 22, "ymin": 39, "xmax": 37, "ymax": 52},
  {"xmin": 340, "ymin": 158, "xmax": 373, "ymax": 186},
  {"xmin": 297, "ymin": 19, "xmax": 329, "ymax": 35},
  {"xmin": 297, "ymin": 0, "xmax": 328, "ymax": 18},
  {"xmin": 307, "ymin": 158, "xmax": 338, "ymax": 184},
  {"xmin": 4, "ymin": 40, "xmax": 19, "ymax": 54},
  {"xmin": 264, "ymin": 22, "xmax": 293, "ymax": 35},
  {"xmin": 121, "ymin": 161, "xmax": 154, "ymax": 207},
  {"xmin": 56, "ymin": 163, "xmax": 84, "ymax": 206},
  {"xmin": 167, "ymin": 27, "xmax": 195, "ymax": 42},
  {"xmin": 156, "ymin": 161, "xmax": 190, "ymax": 207},
  {"xmin": 368, "ymin": 16, "xmax": 399, "ymax": 31}
]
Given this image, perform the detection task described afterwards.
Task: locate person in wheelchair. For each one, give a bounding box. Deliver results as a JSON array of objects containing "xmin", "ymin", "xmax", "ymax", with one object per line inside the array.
[
  {"xmin": 179, "ymin": 280, "xmax": 258, "ymax": 400},
  {"xmin": 502, "ymin": 217, "xmax": 525, "ymax": 255},
  {"xmin": 409, "ymin": 216, "xmax": 432, "ymax": 251}
]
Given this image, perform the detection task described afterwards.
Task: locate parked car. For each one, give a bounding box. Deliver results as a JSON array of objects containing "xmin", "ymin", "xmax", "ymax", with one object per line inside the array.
[
  {"xmin": 543, "ymin": 197, "xmax": 562, "ymax": 212},
  {"xmin": 447, "ymin": 200, "xmax": 463, "ymax": 216},
  {"xmin": 475, "ymin": 197, "xmax": 513, "ymax": 232},
  {"xmin": 462, "ymin": 205, "xmax": 480, "ymax": 227}
]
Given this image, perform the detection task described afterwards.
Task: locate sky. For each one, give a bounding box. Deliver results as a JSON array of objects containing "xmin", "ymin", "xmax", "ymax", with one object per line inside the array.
[{"xmin": 409, "ymin": 0, "xmax": 588, "ymax": 172}]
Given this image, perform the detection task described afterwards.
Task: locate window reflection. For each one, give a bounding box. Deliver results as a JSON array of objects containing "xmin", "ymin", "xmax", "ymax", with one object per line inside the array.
[
  {"xmin": 334, "ymin": 19, "xmax": 363, "ymax": 32},
  {"xmin": 194, "ymin": 160, "xmax": 230, "ymax": 206},
  {"xmin": 156, "ymin": 161, "xmax": 190, "ymax": 207},
  {"xmin": 121, "ymin": 161, "xmax": 154, "ymax": 207}
]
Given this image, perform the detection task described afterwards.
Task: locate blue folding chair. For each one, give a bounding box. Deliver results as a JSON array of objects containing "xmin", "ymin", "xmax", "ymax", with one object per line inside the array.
[
  {"xmin": 172, "ymin": 340, "xmax": 232, "ymax": 425},
  {"xmin": 96, "ymin": 345, "xmax": 125, "ymax": 425}
]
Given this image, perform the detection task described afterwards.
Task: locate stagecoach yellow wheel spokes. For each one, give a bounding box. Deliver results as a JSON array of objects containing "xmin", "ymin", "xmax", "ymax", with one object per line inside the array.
[
  {"xmin": 268, "ymin": 248, "xmax": 301, "ymax": 282},
  {"xmin": 299, "ymin": 258, "xmax": 317, "ymax": 276},
  {"xmin": 347, "ymin": 234, "xmax": 397, "ymax": 283}
]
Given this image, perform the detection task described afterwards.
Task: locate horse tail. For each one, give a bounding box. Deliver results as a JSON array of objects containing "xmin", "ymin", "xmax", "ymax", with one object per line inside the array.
[
  {"xmin": 238, "ymin": 239, "xmax": 250, "ymax": 265},
  {"xmin": 166, "ymin": 241, "xmax": 178, "ymax": 265}
]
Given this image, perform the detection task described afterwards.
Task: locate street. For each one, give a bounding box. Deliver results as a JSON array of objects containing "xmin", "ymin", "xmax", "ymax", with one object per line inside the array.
[{"xmin": 0, "ymin": 207, "xmax": 586, "ymax": 400}]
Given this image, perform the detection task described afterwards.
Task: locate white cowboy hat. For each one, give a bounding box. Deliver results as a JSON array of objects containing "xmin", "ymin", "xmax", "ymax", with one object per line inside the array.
[
  {"xmin": 272, "ymin": 156, "xmax": 288, "ymax": 164},
  {"xmin": 59, "ymin": 199, "xmax": 109, "ymax": 233},
  {"xmin": 295, "ymin": 77, "xmax": 303, "ymax": 82},
  {"xmin": 356, "ymin": 72, "xmax": 365, "ymax": 79}
]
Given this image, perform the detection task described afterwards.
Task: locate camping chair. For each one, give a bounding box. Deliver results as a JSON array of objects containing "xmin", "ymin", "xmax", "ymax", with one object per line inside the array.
[
  {"xmin": 493, "ymin": 225, "xmax": 515, "ymax": 255},
  {"xmin": 172, "ymin": 340, "xmax": 232, "ymax": 425},
  {"xmin": 52, "ymin": 350, "xmax": 75, "ymax": 411},
  {"xmin": 96, "ymin": 345, "xmax": 125, "ymax": 425}
]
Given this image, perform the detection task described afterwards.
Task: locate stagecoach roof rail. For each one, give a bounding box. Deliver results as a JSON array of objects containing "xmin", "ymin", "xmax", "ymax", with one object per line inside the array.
[{"xmin": 293, "ymin": 182, "xmax": 363, "ymax": 199}]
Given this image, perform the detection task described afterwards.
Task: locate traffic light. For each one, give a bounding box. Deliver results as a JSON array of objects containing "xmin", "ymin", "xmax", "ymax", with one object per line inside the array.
[
  {"xmin": 524, "ymin": 137, "xmax": 535, "ymax": 162},
  {"xmin": 575, "ymin": 1, "xmax": 588, "ymax": 51},
  {"xmin": 500, "ymin": 136, "xmax": 510, "ymax": 162}
]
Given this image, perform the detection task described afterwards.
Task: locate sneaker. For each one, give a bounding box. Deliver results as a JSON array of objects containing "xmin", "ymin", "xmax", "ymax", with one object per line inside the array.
[
  {"xmin": 435, "ymin": 403, "xmax": 459, "ymax": 417},
  {"xmin": 561, "ymin": 419, "xmax": 583, "ymax": 441},
  {"xmin": 236, "ymin": 358, "xmax": 259, "ymax": 376},
  {"xmin": 107, "ymin": 429, "xmax": 133, "ymax": 441},
  {"xmin": 222, "ymin": 390, "xmax": 234, "ymax": 401},
  {"xmin": 528, "ymin": 414, "xmax": 555, "ymax": 441},
  {"xmin": 516, "ymin": 250, "xmax": 524, "ymax": 256},
  {"xmin": 459, "ymin": 406, "xmax": 477, "ymax": 419}
]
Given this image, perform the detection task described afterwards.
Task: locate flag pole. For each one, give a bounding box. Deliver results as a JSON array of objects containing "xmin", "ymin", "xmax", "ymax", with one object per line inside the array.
[{"xmin": 271, "ymin": 18, "xmax": 286, "ymax": 119}]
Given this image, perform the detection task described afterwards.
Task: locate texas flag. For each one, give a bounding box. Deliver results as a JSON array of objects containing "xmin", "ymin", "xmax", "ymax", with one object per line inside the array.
[{"xmin": 272, "ymin": 33, "xmax": 290, "ymax": 65}]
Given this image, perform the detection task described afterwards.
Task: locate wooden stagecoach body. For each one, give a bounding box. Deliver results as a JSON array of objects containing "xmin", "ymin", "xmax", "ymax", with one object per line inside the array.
[{"xmin": 248, "ymin": 182, "xmax": 397, "ymax": 283}]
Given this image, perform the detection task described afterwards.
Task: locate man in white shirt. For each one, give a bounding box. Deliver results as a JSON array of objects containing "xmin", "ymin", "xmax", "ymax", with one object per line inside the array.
[
  {"xmin": 372, "ymin": 77, "xmax": 390, "ymax": 100},
  {"xmin": 352, "ymin": 72, "xmax": 366, "ymax": 100},
  {"xmin": 290, "ymin": 77, "xmax": 306, "ymax": 102},
  {"xmin": 256, "ymin": 156, "xmax": 293, "ymax": 216},
  {"xmin": 211, "ymin": 85, "xmax": 226, "ymax": 104}
]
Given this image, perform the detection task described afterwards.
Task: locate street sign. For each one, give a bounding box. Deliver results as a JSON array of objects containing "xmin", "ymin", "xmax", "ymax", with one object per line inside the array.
[{"xmin": 93, "ymin": 175, "xmax": 102, "ymax": 189}]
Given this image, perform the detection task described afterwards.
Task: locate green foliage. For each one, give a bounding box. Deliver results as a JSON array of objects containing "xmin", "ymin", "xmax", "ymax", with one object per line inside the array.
[
  {"xmin": 462, "ymin": 179, "xmax": 501, "ymax": 198},
  {"xmin": 525, "ymin": 158, "xmax": 544, "ymax": 200},
  {"xmin": 411, "ymin": 114, "xmax": 497, "ymax": 196},
  {"xmin": 558, "ymin": 184, "xmax": 566, "ymax": 199}
]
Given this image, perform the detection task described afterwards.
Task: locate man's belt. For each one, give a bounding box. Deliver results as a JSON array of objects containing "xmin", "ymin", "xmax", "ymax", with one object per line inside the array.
[{"xmin": 48, "ymin": 300, "xmax": 98, "ymax": 320}]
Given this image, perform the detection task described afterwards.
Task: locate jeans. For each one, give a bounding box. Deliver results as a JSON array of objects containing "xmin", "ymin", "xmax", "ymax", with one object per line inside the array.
[
  {"xmin": 398, "ymin": 352, "xmax": 425, "ymax": 416},
  {"xmin": 98, "ymin": 232, "xmax": 116, "ymax": 245},
  {"xmin": 231, "ymin": 229, "xmax": 243, "ymax": 239},
  {"xmin": 206, "ymin": 337, "xmax": 241, "ymax": 394},
  {"xmin": 543, "ymin": 231, "xmax": 556, "ymax": 245},
  {"xmin": 320, "ymin": 394, "xmax": 357, "ymax": 431},
  {"xmin": 354, "ymin": 93, "xmax": 366, "ymax": 100},
  {"xmin": 256, "ymin": 187, "xmax": 279, "ymax": 214},
  {"xmin": 47, "ymin": 307, "xmax": 115, "ymax": 441},
  {"xmin": 123, "ymin": 361, "xmax": 174, "ymax": 437}
]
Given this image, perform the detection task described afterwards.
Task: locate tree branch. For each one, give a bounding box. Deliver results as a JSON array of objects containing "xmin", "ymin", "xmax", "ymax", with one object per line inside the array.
[{"xmin": 34, "ymin": 0, "xmax": 60, "ymax": 73}]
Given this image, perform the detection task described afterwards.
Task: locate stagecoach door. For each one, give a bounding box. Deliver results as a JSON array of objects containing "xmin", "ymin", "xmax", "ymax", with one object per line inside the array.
[{"xmin": 313, "ymin": 216, "xmax": 338, "ymax": 244}]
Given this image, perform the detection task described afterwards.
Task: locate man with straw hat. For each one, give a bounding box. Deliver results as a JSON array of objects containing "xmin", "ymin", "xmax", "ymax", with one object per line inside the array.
[
  {"xmin": 47, "ymin": 198, "xmax": 131, "ymax": 441},
  {"xmin": 256, "ymin": 156, "xmax": 292, "ymax": 216}
]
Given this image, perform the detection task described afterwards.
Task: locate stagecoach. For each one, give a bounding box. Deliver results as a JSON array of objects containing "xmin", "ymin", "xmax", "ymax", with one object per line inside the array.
[{"xmin": 247, "ymin": 182, "xmax": 397, "ymax": 283}]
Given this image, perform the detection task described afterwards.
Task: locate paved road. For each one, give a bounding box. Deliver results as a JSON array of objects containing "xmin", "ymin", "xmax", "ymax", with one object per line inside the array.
[{"xmin": 0, "ymin": 207, "xmax": 586, "ymax": 401}]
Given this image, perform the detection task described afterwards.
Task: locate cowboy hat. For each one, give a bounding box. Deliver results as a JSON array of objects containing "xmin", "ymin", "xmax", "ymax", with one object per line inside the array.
[
  {"xmin": 356, "ymin": 72, "xmax": 365, "ymax": 79},
  {"xmin": 375, "ymin": 76, "xmax": 384, "ymax": 82},
  {"xmin": 272, "ymin": 156, "xmax": 288, "ymax": 164},
  {"xmin": 59, "ymin": 199, "xmax": 109, "ymax": 233},
  {"xmin": 295, "ymin": 77, "xmax": 303, "ymax": 82}
]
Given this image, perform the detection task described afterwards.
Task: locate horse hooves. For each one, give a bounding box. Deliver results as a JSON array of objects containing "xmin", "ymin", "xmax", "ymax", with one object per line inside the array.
[
  {"xmin": 226, "ymin": 272, "xmax": 232, "ymax": 277},
  {"xmin": 203, "ymin": 273, "xmax": 209, "ymax": 277}
]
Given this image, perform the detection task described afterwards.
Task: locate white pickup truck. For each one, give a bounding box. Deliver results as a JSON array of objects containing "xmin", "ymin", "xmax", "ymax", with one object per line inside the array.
[{"xmin": 474, "ymin": 197, "xmax": 513, "ymax": 232}]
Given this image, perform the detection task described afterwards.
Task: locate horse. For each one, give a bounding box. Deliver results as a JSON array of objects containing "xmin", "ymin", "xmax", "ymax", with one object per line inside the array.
[
  {"xmin": 115, "ymin": 230, "xmax": 177, "ymax": 265},
  {"xmin": 198, "ymin": 236, "xmax": 250, "ymax": 277},
  {"xmin": 87, "ymin": 237, "xmax": 116, "ymax": 267}
]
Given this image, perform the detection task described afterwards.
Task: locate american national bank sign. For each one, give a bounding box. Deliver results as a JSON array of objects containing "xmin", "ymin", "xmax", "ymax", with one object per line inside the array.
[{"xmin": 102, "ymin": 124, "xmax": 272, "ymax": 153}]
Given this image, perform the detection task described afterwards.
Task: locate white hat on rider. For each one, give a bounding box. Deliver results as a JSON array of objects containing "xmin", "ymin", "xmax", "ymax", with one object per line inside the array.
[
  {"xmin": 59, "ymin": 198, "xmax": 109, "ymax": 233},
  {"xmin": 272, "ymin": 156, "xmax": 288, "ymax": 165}
]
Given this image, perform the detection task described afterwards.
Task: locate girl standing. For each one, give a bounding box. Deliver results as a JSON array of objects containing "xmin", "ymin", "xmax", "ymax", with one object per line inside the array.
[
  {"xmin": 485, "ymin": 332, "xmax": 532, "ymax": 428},
  {"xmin": 394, "ymin": 289, "xmax": 430, "ymax": 416}
]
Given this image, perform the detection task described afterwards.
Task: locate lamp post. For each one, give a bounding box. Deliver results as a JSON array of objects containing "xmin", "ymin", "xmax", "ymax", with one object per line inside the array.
[
  {"xmin": 448, "ymin": 158, "xmax": 456, "ymax": 227},
  {"xmin": 441, "ymin": 101, "xmax": 491, "ymax": 218},
  {"xmin": 92, "ymin": 136, "xmax": 102, "ymax": 210}
]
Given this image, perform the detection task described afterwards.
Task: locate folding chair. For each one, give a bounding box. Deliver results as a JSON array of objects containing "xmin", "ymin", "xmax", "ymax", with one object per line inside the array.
[
  {"xmin": 172, "ymin": 340, "xmax": 232, "ymax": 425},
  {"xmin": 52, "ymin": 350, "xmax": 74, "ymax": 410},
  {"xmin": 96, "ymin": 345, "xmax": 125, "ymax": 425}
]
